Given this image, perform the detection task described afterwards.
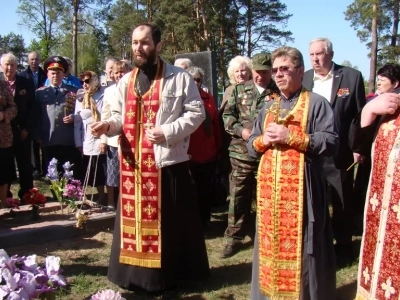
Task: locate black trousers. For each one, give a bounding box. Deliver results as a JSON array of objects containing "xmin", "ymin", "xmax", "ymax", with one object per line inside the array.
[
  {"xmin": 323, "ymin": 157, "xmax": 354, "ymax": 254},
  {"xmin": 43, "ymin": 145, "xmax": 83, "ymax": 181},
  {"xmin": 188, "ymin": 160, "xmax": 216, "ymax": 226},
  {"xmin": 11, "ymin": 137, "xmax": 34, "ymax": 198},
  {"xmin": 33, "ymin": 140, "xmax": 46, "ymax": 174}
]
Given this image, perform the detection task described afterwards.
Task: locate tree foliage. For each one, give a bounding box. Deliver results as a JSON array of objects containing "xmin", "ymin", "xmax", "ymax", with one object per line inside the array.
[
  {"xmin": 0, "ymin": 33, "xmax": 26, "ymax": 71},
  {"xmin": 345, "ymin": 0, "xmax": 400, "ymax": 91},
  {"xmin": 17, "ymin": 0, "xmax": 293, "ymax": 87},
  {"xmin": 341, "ymin": 60, "xmax": 359, "ymax": 70},
  {"xmin": 17, "ymin": 0, "xmax": 65, "ymax": 59}
]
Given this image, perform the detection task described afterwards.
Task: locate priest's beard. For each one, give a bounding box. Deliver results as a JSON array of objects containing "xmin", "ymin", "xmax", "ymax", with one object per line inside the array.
[{"xmin": 133, "ymin": 49, "xmax": 157, "ymax": 69}]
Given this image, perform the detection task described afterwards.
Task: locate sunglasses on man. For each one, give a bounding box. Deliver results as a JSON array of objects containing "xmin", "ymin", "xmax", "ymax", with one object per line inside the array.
[
  {"xmin": 80, "ymin": 79, "xmax": 91, "ymax": 84},
  {"xmin": 271, "ymin": 66, "xmax": 301, "ymax": 76}
]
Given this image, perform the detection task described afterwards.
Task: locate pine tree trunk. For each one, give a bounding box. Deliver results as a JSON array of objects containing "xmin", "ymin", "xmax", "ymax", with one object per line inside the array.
[
  {"xmin": 392, "ymin": 0, "xmax": 399, "ymax": 47},
  {"xmin": 219, "ymin": 0, "xmax": 226, "ymax": 87},
  {"xmin": 369, "ymin": 1, "xmax": 378, "ymax": 93},
  {"xmin": 72, "ymin": 0, "xmax": 79, "ymax": 76},
  {"xmin": 246, "ymin": 0, "xmax": 252, "ymax": 57},
  {"xmin": 198, "ymin": 0, "xmax": 210, "ymax": 51}
]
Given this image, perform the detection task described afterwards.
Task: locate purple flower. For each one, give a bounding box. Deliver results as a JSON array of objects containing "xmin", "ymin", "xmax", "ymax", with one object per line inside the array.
[
  {"xmin": 18, "ymin": 272, "xmax": 37, "ymax": 297},
  {"xmin": 22, "ymin": 255, "xmax": 38, "ymax": 274},
  {"xmin": 0, "ymin": 268, "xmax": 20, "ymax": 296},
  {"xmin": 63, "ymin": 170, "xmax": 74, "ymax": 180},
  {"xmin": 71, "ymin": 180, "xmax": 81, "ymax": 187},
  {"xmin": 0, "ymin": 250, "xmax": 66, "ymax": 299},
  {"xmin": 0, "ymin": 250, "xmax": 17, "ymax": 273},
  {"xmin": 48, "ymin": 158, "xmax": 58, "ymax": 167},
  {"xmin": 46, "ymin": 166, "xmax": 59, "ymax": 181},
  {"xmin": 63, "ymin": 182, "xmax": 83, "ymax": 200},
  {"xmin": 62, "ymin": 161, "xmax": 73, "ymax": 171},
  {"xmin": 5, "ymin": 288, "xmax": 30, "ymax": 300}
]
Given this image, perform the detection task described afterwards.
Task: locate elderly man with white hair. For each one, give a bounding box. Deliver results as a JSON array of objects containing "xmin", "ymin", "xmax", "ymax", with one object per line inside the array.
[{"xmin": 1, "ymin": 52, "xmax": 36, "ymax": 199}]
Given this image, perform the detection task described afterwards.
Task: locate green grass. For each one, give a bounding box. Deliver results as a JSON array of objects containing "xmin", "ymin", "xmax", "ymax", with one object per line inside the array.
[{"xmin": 6, "ymin": 181, "xmax": 359, "ymax": 299}]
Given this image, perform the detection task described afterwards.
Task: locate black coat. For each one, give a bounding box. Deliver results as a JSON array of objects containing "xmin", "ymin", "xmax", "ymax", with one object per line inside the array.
[
  {"xmin": 303, "ymin": 63, "xmax": 366, "ymax": 169},
  {"xmin": 19, "ymin": 66, "xmax": 47, "ymax": 89}
]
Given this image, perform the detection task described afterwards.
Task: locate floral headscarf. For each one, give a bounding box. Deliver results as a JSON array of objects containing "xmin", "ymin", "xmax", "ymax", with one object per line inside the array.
[{"xmin": 80, "ymin": 71, "xmax": 100, "ymax": 122}]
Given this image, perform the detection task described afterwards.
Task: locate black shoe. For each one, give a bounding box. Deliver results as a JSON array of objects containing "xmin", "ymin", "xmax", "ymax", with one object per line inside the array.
[{"xmin": 221, "ymin": 241, "xmax": 242, "ymax": 258}]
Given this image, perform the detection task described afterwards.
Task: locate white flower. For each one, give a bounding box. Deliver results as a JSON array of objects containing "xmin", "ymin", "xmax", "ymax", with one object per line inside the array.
[
  {"xmin": 91, "ymin": 289, "xmax": 126, "ymax": 300},
  {"xmin": 45, "ymin": 256, "xmax": 66, "ymax": 287},
  {"xmin": 1, "ymin": 268, "xmax": 19, "ymax": 293},
  {"xmin": 6, "ymin": 288, "xmax": 30, "ymax": 300},
  {"xmin": 19, "ymin": 272, "xmax": 37, "ymax": 297},
  {"xmin": 45, "ymin": 256, "xmax": 60, "ymax": 276},
  {"xmin": 23, "ymin": 255, "xmax": 38, "ymax": 273}
]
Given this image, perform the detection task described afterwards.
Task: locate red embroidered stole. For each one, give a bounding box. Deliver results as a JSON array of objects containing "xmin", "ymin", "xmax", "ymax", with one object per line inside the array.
[
  {"xmin": 119, "ymin": 61, "xmax": 165, "ymax": 268},
  {"xmin": 257, "ymin": 89, "xmax": 310, "ymax": 299},
  {"xmin": 356, "ymin": 111, "xmax": 400, "ymax": 300}
]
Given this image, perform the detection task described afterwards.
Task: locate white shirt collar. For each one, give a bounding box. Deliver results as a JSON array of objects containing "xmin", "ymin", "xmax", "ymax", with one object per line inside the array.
[{"xmin": 313, "ymin": 63, "xmax": 334, "ymax": 81}]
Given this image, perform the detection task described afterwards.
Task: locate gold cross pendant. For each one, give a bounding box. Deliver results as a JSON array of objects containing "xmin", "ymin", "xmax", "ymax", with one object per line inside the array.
[{"xmin": 144, "ymin": 119, "xmax": 154, "ymax": 129}]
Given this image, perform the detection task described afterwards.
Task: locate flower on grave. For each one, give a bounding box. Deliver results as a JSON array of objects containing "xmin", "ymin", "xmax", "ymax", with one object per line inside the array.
[
  {"xmin": 0, "ymin": 249, "xmax": 67, "ymax": 300},
  {"xmin": 46, "ymin": 158, "xmax": 82, "ymax": 211},
  {"xmin": 22, "ymin": 188, "xmax": 46, "ymax": 207},
  {"xmin": 63, "ymin": 180, "xmax": 83, "ymax": 200},
  {"xmin": 91, "ymin": 289, "xmax": 126, "ymax": 300},
  {"xmin": 5, "ymin": 198, "xmax": 20, "ymax": 209}
]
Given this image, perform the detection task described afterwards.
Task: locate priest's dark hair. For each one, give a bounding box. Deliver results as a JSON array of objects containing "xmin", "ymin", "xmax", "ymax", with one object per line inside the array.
[{"xmin": 134, "ymin": 23, "xmax": 161, "ymax": 46}]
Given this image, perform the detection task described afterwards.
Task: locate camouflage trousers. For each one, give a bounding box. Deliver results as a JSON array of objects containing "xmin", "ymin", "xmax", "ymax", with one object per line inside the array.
[{"xmin": 224, "ymin": 157, "xmax": 258, "ymax": 242}]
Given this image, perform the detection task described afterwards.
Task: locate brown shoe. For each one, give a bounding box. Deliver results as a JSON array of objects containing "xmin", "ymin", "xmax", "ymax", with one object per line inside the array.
[{"xmin": 221, "ymin": 241, "xmax": 242, "ymax": 258}]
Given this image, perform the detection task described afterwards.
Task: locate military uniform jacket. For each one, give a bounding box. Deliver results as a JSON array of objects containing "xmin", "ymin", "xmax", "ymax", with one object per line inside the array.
[
  {"xmin": 35, "ymin": 83, "xmax": 78, "ymax": 146},
  {"xmin": 223, "ymin": 79, "xmax": 279, "ymax": 161}
]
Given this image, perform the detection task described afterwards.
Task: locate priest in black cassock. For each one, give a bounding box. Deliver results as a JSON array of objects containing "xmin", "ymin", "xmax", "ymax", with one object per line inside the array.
[{"xmin": 90, "ymin": 23, "xmax": 210, "ymax": 298}]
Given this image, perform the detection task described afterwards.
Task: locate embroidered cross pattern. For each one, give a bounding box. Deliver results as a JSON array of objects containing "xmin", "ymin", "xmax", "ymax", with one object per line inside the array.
[
  {"xmin": 143, "ymin": 204, "xmax": 156, "ymax": 217},
  {"xmin": 123, "ymin": 178, "xmax": 134, "ymax": 193},
  {"xmin": 126, "ymin": 108, "xmax": 135, "ymax": 121},
  {"xmin": 143, "ymin": 155, "xmax": 155, "ymax": 170},
  {"xmin": 124, "ymin": 201, "xmax": 134, "ymax": 216},
  {"xmin": 143, "ymin": 179, "xmax": 155, "ymax": 194},
  {"xmin": 382, "ymin": 121, "xmax": 396, "ymax": 137}
]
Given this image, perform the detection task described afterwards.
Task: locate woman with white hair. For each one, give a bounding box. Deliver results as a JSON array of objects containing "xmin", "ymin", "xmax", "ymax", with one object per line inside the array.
[
  {"xmin": 218, "ymin": 56, "xmax": 252, "ymax": 193},
  {"xmin": 221, "ymin": 55, "xmax": 252, "ymax": 109},
  {"xmin": 74, "ymin": 71, "xmax": 106, "ymax": 204},
  {"xmin": 0, "ymin": 81, "xmax": 17, "ymax": 208},
  {"xmin": 1, "ymin": 52, "xmax": 36, "ymax": 200}
]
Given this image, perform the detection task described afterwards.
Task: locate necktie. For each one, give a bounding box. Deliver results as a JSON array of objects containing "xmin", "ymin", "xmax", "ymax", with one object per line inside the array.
[{"xmin": 54, "ymin": 86, "xmax": 59, "ymax": 96}]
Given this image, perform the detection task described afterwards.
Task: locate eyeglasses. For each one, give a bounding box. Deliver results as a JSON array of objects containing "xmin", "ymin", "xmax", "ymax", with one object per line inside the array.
[
  {"xmin": 80, "ymin": 79, "xmax": 90, "ymax": 84},
  {"xmin": 271, "ymin": 66, "xmax": 299, "ymax": 75},
  {"xmin": 193, "ymin": 78, "xmax": 202, "ymax": 83}
]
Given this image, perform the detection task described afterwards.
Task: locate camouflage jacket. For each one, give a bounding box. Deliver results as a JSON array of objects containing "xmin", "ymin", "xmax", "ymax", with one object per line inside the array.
[{"xmin": 222, "ymin": 79, "xmax": 279, "ymax": 161}]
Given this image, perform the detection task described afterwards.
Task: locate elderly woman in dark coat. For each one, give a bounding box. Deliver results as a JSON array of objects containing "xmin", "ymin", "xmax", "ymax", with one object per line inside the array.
[{"xmin": 0, "ymin": 81, "xmax": 17, "ymax": 208}]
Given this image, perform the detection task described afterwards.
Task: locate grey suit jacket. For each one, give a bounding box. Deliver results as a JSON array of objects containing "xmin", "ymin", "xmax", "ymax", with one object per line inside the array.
[{"xmin": 35, "ymin": 83, "xmax": 78, "ymax": 147}]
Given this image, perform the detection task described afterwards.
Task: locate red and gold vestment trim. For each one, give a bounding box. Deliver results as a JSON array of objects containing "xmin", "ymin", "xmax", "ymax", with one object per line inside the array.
[
  {"xmin": 257, "ymin": 89, "xmax": 310, "ymax": 299},
  {"xmin": 118, "ymin": 60, "xmax": 165, "ymax": 268},
  {"xmin": 356, "ymin": 110, "xmax": 400, "ymax": 300}
]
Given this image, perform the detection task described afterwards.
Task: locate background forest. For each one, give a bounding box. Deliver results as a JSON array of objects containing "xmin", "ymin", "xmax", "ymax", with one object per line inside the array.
[{"xmin": 0, "ymin": 0, "xmax": 399, "ymax": 93}]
